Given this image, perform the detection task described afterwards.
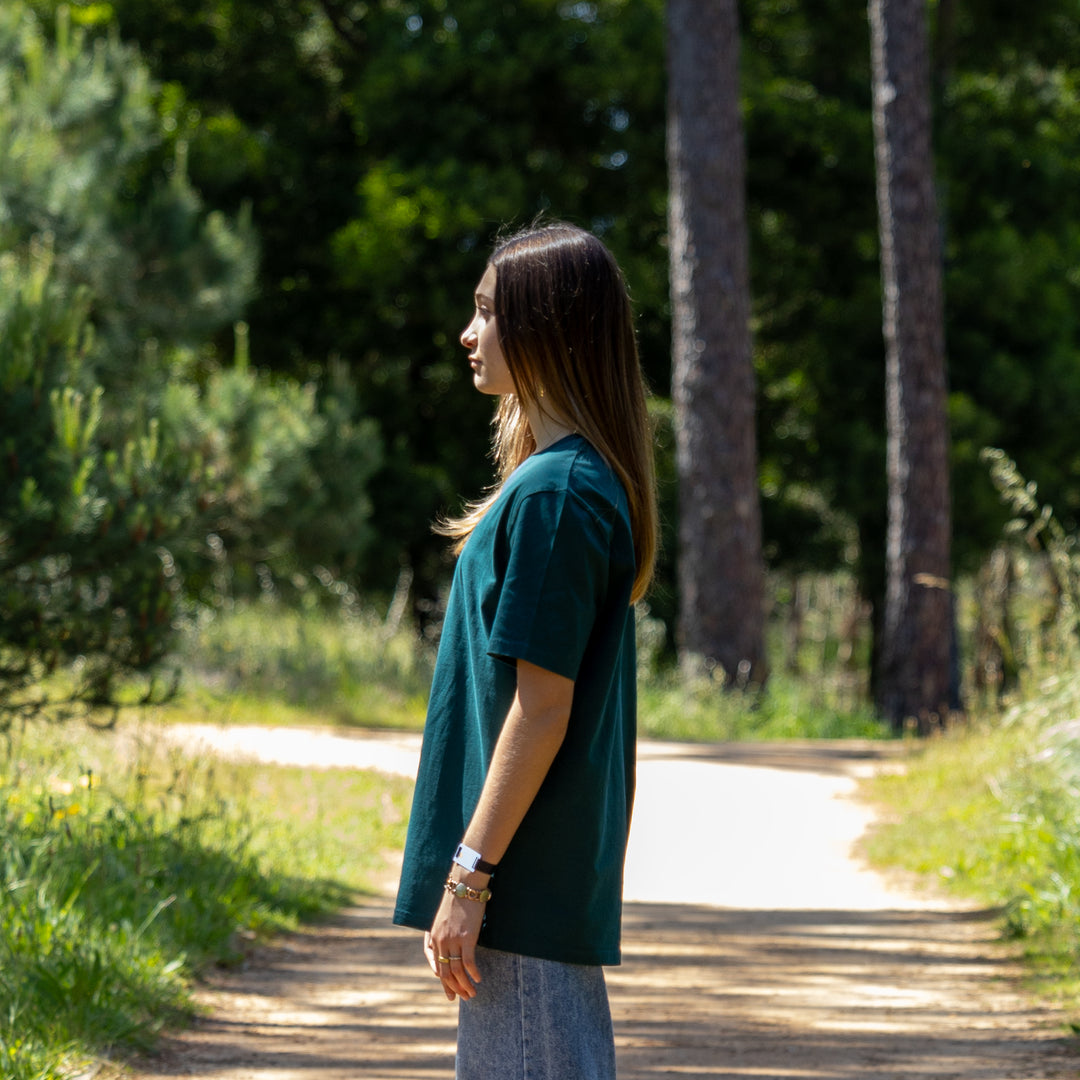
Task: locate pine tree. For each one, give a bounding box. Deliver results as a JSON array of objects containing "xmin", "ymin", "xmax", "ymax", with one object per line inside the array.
[
  {"xmin": 668, "ymin": 0, "xmax": 767, "ymax": 684},
  {"xmin": 868, "ymin": 0, "xmax": 954, "ymax": 729}
]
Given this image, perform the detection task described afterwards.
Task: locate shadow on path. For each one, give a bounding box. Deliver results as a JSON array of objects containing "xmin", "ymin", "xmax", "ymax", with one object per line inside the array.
[
  {"xmin": 614, "ymin": 901, "xmax": 1076, "ymax": 1079},
  {"xmin": 136, "ymin": 896, "xmax": 1077, "ymax": 1080}
]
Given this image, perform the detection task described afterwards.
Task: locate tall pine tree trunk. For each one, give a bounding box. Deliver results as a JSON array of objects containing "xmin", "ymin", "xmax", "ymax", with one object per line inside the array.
[
  {"xmin": 869, "ymin": 0, "xmax": 954, "ymax": 730},
  {"xmin": 667, "ymin": 0, "xmax": 766, "ymax": 685}
]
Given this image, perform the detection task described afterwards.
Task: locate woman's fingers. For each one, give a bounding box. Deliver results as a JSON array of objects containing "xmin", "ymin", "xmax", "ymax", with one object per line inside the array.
[
  {"xmin": 427, "ymin": 934, "xmax": 474, "ymax": 999},
  {"xmin": 463, "ymin": 946, "xmax": 482, "ymax": 988},
  {"xmin": 442, "ymin": 955, "xmax": 476, "ymax": 1000},
  {"xmin": 428, "ymin": 944, "xmax": 479, "ymax": 1000},
  {"xmin": 423, "ymin": 932, "xmax": 441, "ymax": 977}
]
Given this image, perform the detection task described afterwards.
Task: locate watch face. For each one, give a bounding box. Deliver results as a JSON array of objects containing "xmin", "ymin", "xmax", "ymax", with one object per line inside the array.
[{"xmin": 455, "ymin": 844, "xmax": 480, "ymax": 871}]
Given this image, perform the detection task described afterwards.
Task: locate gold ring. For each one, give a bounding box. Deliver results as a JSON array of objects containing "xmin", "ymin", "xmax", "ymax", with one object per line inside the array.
[{"xmin": 437, "ymin": 955, "xmax": 452, "ymax": 963}]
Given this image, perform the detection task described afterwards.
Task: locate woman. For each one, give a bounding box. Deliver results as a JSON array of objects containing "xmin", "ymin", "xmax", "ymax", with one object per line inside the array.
[{"xmin": 393, "ymin": 222, "xmax": 657, "ymax": 1080}]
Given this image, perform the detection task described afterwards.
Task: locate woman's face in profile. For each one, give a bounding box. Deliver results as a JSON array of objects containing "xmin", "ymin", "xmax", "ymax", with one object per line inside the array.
[{"xmin": 461, "ymin": 264, "xmax": 513, "ymax": 397}]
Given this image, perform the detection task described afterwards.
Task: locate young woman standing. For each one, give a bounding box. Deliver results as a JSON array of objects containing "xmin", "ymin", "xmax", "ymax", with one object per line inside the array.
[{"xmin": 393, "ymin": 222, "xmax": 657, "ymax": 1080}]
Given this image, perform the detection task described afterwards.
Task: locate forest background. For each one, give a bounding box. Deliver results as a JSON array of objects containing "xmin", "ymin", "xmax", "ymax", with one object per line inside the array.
[
  {"xmin": 4, "ymin": 2, "xmax": 1080, "ymax": 1075},
  {"xmin": 4, "ymin": 0, "xmax": 1079, "ymax": 723}
]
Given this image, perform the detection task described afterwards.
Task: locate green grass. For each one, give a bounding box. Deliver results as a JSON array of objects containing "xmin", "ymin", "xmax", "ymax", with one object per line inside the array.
[
  {"xmin": 0, "ymin": 721, "xmax": 412, "ymax": 1079},
  {"xmin": 638, "ymin": 669, "xmax": 890, "ymax": 741},
  {"xmin": 171, "ymin": 599, "xmax": 889, "ymax": 742},
  {"xmin": 862, "ymin": 670, "xmax": 1080, "ymax": 1013},
  {"xmin": 171, "ymin": 602, "xmax": 433, "ymax": 730}
]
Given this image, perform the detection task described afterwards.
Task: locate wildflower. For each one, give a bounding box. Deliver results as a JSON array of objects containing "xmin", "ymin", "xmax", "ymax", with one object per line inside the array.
[{"xmin": 78, "ymin": 773, "xmax": 99, "ymax": 790}]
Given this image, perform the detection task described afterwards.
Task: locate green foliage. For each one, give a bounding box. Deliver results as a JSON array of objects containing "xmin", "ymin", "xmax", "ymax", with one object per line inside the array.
[
  {"xmin": 159, "ymin": 349, "xmax": 384, "ymax": 599},
  {"xmin": 176, "ymin": 600, "xmax": 433, "ymax": 730},
  {"xmin": 638, "ymin": 670, "xmax": 888, "ymax": 741},
  {"xmin": 980, "ymin": 448, "xmax": 1080, "ymax": 665},
  {"xmin": 864, "ymin": 681, "xmax": 1080, "ymax": 1005},
  {"xmin": 172, "ymin": 593, "xmax": 885, "ymax": 740},
  {"xmin": 632, "ymin": 563, "xmax": 886, "ymax": 738},
  {"xmin": 744, "ymin": 0, "xmax": 1080, "ymax": 602},
  {"xmin": 0, "ymin": 242, "xmax": 193, "ymax": 726},
  {"xmin": 0, "ymin": 721, "xmax": 412, "ymax": 1076},
  {"xmin": 59, "ymin": 0, "xmax": 668, "ymax": 602},
  {"xmin": 943, "ymin": 50, "xmax": 1080, "ymax": 559},
  {"xmin": 867, "ymin": 449, "xmax": 1080, "ymax": 1004},
  {"xmin": 0, "ymin": 242, "xmax": 384, "ymax": 726},
  {"xmin": 13, "ymin": 0, "xmax": 1080, "ymax": 673},
  {"xmin": 0, "ymin": 1, "xmax": 260, "ymax": 724},
  {"xmin": 637, "ymin": 597, "xmax": 886, "ymax": 740},
  {"xmin": 1, "ymin": 4, "xmax": 388, "ymax": 725},
  {"xmin": 743, "ymin": 0, "xmax": 885, "ymax": 590},
  {"xmin": 0, "ymin": 1, "xmax": 256, "ymax": 370}
]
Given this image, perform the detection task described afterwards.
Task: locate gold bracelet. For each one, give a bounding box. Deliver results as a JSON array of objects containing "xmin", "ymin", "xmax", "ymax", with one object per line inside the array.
[{"xmin": 444, "ymin": 875, "xmax": 492, "ymax": 903}]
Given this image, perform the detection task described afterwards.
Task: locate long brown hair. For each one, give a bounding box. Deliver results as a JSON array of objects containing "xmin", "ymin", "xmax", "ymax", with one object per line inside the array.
[{"xmin": 438, "ymin": 223, "xmax": 658, "ymax": 603}]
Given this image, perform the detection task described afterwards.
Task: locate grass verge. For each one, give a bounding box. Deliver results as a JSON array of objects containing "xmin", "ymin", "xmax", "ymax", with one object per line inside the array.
[
  {"xmin": 171, "ymin": 601, "xmax": 890, "ymax": 741},
  {"xmin": 169, "ymin": 602, "xmax": 433, "ymax": 730},
  {"xmin": 0, "ymin": 720, "xmax": 412, "ymax": 1079},
  {"xmin": 638, "ymin": 670, "xmax": 890, "ymax": 741},
  {"xmin": 862, "ymin": 671, "xmax": 1080, "ymax": 1017}
]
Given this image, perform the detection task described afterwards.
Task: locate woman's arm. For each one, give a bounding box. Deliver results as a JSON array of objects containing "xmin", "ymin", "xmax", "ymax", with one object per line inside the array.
[{"xmin": 425, "ymin": 657, "xmax": 574, "ymax": 1001}]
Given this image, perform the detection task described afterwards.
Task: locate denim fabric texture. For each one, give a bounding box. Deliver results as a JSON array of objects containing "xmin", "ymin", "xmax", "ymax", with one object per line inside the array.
[{"xmin": 455, "ymin": 946, "xmax": 616, "ymax": 1080}]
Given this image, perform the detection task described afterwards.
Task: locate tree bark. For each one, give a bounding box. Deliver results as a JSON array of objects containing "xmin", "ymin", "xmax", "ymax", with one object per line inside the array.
[
  {"xmin": 868, "ymin": 0, "xmax": 954, "ymax": 730},
  {"xmin": 667, "ymin": 0, "xmax": 766, "ymax": 685}
]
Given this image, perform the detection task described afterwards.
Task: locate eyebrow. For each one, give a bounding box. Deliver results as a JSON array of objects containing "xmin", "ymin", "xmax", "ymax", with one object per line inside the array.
[{"xmin": 474, "ymin": 292, "xmax": 495, "ymax": 306}]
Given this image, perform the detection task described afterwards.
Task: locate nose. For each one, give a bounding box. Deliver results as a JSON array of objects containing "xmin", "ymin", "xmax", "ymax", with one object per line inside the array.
[{"xmin": 461, "ymin": 317, "xmax": 477, "ymax": 349}]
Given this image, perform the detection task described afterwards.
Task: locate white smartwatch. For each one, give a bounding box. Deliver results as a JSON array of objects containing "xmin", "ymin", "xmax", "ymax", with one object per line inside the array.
[{"xmin": 453, "ymin": 842, "xmax": 497, "ymax": 875}]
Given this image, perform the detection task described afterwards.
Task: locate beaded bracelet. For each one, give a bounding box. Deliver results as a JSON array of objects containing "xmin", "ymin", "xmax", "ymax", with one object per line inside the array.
[{"xmin": 444, "ymin": 875, "xmax": 492, "ymax": 903}]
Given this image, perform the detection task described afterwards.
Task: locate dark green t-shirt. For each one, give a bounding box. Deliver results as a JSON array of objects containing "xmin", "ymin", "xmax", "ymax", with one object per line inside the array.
[{"xmin": 393, "ymin": 434, "xmax": 637, "ymax": 965}]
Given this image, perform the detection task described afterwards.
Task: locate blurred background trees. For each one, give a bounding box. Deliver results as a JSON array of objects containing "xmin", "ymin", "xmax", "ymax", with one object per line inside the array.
[
  {"xmin": 4, "ymin": 0, "xmax": 1080, "ymax": 720},
  {"xmin": 0, "ymin": 2, "xmax": 380, "ymax": 721}
]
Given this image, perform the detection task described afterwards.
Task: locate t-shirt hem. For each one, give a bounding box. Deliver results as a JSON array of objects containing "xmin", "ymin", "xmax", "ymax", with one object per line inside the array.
[
  {"xmin": 480, "ymin": 933, "xmax": 620, "ymax": 967},
  {"xmin": 488, "ymin": 636, "xmax": 580, "ymax": 681},
  {"xmin": 392, "ymin": 907, "xmax": 430, "ymax": 932},
  {"xmin": 392, "ymin": 908, "xmax": 619, "ymax": 965}
]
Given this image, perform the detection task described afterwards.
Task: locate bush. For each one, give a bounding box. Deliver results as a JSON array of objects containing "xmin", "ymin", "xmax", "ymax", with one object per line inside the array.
[
  {"xmin": 0, "ymin": 242, "xmax": 195, "ymax": 728},
  {"xmin": 159, "ymin": 351, "xmax": 383, "ymax": 602}
]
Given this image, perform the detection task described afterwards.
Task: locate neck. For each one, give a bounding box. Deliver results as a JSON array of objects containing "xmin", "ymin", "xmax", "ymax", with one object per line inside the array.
[{"xmin": 526, "ymin": 402, "xmax": 577, "ymax": 452}]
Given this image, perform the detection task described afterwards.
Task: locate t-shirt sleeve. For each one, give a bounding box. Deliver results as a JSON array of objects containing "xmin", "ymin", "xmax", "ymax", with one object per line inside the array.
[{"xmin": 487, "ymin": 489, "xmax": 612, "ymax": 681}]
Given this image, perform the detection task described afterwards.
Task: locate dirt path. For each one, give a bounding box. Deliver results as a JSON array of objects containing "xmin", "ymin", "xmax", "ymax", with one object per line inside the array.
[{"xmin": 135, "ymin": 728, "xmax": 1078, "ymax": 1080}]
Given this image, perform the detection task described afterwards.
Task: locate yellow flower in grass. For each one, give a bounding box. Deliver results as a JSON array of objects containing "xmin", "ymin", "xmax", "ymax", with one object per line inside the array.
[{"xmin": 78, "ymin": 772, "xmax": 99, "ymax": 789}]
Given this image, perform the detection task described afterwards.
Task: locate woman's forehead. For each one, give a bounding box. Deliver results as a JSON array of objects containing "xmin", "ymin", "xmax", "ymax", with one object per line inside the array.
[{"xmin": 475, "ymin": 264, "xmax": 497, "ymax": 299}]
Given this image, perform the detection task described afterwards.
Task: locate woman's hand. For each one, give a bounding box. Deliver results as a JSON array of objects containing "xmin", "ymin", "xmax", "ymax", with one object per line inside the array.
[{"xmin": 425, "ymin": 879, "xmax": 488, "ymax": 1001}]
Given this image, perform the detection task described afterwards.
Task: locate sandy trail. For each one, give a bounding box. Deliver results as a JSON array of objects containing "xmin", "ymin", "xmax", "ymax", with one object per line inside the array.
[{"xmin": 134, "ymin": 726, "xmax": 1078, "ymax": 1080}]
